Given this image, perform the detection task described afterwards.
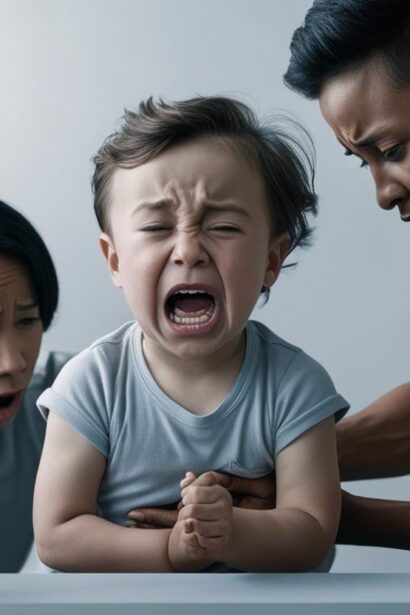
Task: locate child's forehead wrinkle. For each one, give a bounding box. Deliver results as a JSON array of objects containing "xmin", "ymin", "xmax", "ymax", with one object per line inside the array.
[{"xmin": 159, "ymin": 179, "xmax": 216, "ymax": 215}]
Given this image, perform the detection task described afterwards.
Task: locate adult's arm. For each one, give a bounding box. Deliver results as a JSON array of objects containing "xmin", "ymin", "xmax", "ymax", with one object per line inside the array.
[
  {"xmin": 33, "ymin": 413, "xmax": 172, "ymax": 572},
  {"xmin": 337, "ymin": 489, "xmax": 410, "ymax": 550},
  {"xmin": 337, "ymin": 382, "xmax": 410, "ymax": 480}
]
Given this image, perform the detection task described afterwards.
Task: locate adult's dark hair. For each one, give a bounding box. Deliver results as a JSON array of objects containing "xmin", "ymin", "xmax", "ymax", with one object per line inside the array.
[
  {"xmin": 92, "ymin": 96, "xmax": 318, "ymax": 262},
  {"xmin": 0, "ymin": 201, "xmax": 59, "ymax": 330},
  {"xmin": 284, "ymin": 0, "xmax": 410, "ymax": 99}
]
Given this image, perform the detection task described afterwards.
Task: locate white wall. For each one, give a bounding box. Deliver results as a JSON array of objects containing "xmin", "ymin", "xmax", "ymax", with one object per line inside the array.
[{"xmin": 1, "ymin": 0, "xmax": 409, "ymax": 571}]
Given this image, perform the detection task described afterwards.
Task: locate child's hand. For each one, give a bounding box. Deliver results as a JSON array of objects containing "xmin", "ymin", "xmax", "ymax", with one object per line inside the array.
[
  {"xmin": 168, "ymin": 508, "xmax": 214, "ymax": 572},
  {"xmin": 178, "ymin": 471, "xmax": 234, "ymax": 560}
]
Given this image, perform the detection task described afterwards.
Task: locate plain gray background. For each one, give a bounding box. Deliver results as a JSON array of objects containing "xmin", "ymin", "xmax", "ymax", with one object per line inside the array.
[{"xmin": 1, "ymin": 0, "xmax": 409, "ymax": 572}]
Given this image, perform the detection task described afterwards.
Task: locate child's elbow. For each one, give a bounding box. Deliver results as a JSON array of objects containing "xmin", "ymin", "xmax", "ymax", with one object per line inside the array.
[
  {"xmin": 34, "ymin": 523, "xmax": 65, "ymax": 570},
  {"xmin": 297, "ymin": 513, "xmax": 338, "ymax": 571}
]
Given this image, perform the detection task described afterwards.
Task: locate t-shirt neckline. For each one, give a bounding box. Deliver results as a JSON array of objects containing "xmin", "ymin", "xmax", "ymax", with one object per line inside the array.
[{"xmin": 132, "ymin": 321, "xmax": 258, "ymax": 427}]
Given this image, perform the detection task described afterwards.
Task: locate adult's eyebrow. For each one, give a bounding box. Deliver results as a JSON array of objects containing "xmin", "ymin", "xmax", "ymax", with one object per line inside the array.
[
  {"xmin": 338, "ymin": 134, "xmax": 381, "ymax": 154},
  {"xmin": 353, "ymin": 136, "xmax": 379, "ymax": 149},
  {"xmin": 16, "ymin": 301, "xmax": 39, "ymax": 311}
]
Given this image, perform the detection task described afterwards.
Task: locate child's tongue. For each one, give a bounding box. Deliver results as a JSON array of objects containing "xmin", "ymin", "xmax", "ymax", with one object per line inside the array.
[{"xmin": 173, "ymin": 294, "xmax": 212, "ymax": 313}]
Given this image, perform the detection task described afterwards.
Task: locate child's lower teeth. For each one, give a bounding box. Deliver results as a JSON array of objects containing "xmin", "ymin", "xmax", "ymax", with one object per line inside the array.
[{"xmin": 169, "ymin": 307, "xmax": 213, "ymax": 325}]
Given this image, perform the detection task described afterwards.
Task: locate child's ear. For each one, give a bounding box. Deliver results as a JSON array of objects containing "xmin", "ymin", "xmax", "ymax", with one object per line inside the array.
[
  {"xmin": 263, "ymin": 233, "xmax": 290, "ymax": 288},
  {"xmin": 99, "ymin": 233, "xmax": 122, "ymax": 288}
]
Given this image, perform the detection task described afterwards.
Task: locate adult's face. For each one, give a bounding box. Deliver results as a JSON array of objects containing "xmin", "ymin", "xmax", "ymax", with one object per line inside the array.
[
  {"xmin": 0, "ymin": 256, "xmax": 43, "ymax": 430},
  {"xmin": 319, "ymin": 59, "xmax": 410, "ymax": 221}
]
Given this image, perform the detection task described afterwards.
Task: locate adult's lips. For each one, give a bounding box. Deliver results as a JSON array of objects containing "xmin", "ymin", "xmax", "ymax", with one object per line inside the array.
[{"xmin": 0, "ymin": 390, "xmax": 23, "ymax": 424}]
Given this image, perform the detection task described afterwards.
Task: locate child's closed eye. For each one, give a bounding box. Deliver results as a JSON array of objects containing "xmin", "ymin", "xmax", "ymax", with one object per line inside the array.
[
  {"xmin": 209, "ymin": 225, "xmax": 242, "ymax": 234},
  {"xmin": 140, "ymin": 224, "xmax": 172, "ymax": 233}
]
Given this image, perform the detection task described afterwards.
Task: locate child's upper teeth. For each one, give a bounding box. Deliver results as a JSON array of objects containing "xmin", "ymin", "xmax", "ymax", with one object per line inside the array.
[{"xmin": 177, "ymin": 289, "xmax": 206, "ymax": 294}]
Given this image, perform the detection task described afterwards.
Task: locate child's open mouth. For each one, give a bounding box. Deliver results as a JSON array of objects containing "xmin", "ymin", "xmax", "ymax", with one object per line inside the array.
[{"xmin": 165, "ymin": 287, "xmax": 218, "ymax": 332}]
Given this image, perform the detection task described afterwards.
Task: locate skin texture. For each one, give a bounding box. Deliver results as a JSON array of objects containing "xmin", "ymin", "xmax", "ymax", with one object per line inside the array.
[
  {"xmin": 0, "ymin": 256, "xmax": 43, "ymax": 430},
  {"xmin": 319, "ymin": 59, "xmax": 410, "ymax": 220},
  {"xmin": 34, "ymin": 138, "xmax": 340, "ymax": 572}
]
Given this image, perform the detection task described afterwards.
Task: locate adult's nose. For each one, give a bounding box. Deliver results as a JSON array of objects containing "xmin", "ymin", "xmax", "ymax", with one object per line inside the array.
[
  {"xmin": 373, "ymin": 166, "xmax": 408, "ymax": 211},
  {"xmin": 0, "ymin": 333, "xmax": 26, "ymax": 377},
  {"xmin": 171, "ymin": 231, "xmax": 209, "ymax": 268}
]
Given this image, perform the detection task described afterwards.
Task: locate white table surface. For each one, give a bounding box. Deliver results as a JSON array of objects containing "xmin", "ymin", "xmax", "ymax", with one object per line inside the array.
[{"xmin": 1, "ymin": 573, "xmax": 410, "ymax": 614}]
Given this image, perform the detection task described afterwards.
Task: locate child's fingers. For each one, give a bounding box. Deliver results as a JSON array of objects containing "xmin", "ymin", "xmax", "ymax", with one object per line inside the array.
[
  {"xmin": 179, "ymin": 503, "xmax": 217, "ymax": 522},
  {"xmin": 191, "ymin": 471, "xmax": 219, "ymax": 487},
  {"xmin": 180, "ymin": 471, "xmax": 197, "ymax": 489},
  {"xmin": 178, "ymin": 502, "xmax": 224, "ymax": 522},
  {"xmin": 195, "ymin": 533, "xmax": 225, "ymax": 550},
  {"xmin": 181, "ymin": 484, "xmax": 231, "ymax": 506},
  {"xmin": 184, "ymin": 517, "xmax": 226, "ymax": 538},
  {"xmin": 182, "ymin": 528, "xmax": 205, "ymax": 550}
]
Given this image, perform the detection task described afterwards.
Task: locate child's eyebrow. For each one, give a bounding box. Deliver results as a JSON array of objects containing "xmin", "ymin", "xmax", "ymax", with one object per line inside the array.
[
  {"xmin": 132, "ymin": 200, "xmax": 250, "ymax": 218},
  {"xmin": 132, "ymin": 199, "xmax": 174, "ymax": 215},
  {"xmin": 204, "ymin": 204, "xmax": 250, "ymax": 218}
]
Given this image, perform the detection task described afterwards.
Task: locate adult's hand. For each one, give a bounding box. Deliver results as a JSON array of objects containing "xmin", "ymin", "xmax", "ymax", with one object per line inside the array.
[{"xmin": 127, "ymin": 470, "xmax": 276, "ymax": 529}]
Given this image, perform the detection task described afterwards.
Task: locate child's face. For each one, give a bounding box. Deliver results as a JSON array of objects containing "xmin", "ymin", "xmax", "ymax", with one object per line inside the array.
[{"xmin": 100, "ymin": 138, "xmax": 288, "ymax": 362}]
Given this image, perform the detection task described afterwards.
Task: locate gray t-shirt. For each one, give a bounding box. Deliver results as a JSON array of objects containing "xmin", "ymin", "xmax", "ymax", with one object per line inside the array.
[
  {"xmin": 38, "ymin": 320, "xmax": 349, "ymax": 528},
  {"xmin": 0, "ymin": 351, "xmax": 71, "ymax": 572}
]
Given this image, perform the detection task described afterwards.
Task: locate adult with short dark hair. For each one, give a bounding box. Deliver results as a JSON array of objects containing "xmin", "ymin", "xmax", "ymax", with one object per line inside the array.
[
  {"xmin": 0, "ymin": 200, "xmax": 71, "ymax": 571},
  {"xmin": 284, "ymin": 0, "xmax": 410, "ymax": 549}
]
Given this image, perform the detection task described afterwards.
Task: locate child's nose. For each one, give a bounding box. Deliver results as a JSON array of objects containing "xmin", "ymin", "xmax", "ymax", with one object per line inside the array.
[{"xmin": 171, "ymin": 231, "xmax": 209, "ymax": 268}]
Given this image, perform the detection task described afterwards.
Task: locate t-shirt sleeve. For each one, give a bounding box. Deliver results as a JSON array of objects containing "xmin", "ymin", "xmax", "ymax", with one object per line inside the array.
[
  {"xmin": 273, "ymin": 350, "xmax": 349, "ymax": 457},
  {"xmin": 36, "ymin": 349, "xmax": 110, "ymax": 457}
]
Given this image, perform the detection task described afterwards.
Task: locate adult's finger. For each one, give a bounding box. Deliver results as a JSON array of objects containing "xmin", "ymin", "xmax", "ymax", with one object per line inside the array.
[
  {"xmin": 127, "ymin": 507, "xmax": 178, "ymax": 528},
  {"xmin": 212, "ymin": 471, "xmax": 276, "ymax": 499}
]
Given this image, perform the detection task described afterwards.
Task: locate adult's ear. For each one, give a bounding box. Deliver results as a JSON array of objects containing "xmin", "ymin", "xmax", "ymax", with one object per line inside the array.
[
  {"xmin": 263, "ymin": 233, "xmax": 290, "ymax": 289},
  {"xmin": 99, "ymin": 232, "xmax": 122, "ymax": 288}
]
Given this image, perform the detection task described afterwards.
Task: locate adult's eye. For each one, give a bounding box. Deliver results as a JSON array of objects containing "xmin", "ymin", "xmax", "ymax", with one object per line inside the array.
[
  {"xmin": 383, "ymin": 145, "xmax": 403, "ymax": 162},
  {"xmin": 17, "ymin": 317, "xmax": 41, "ymax": 328}
]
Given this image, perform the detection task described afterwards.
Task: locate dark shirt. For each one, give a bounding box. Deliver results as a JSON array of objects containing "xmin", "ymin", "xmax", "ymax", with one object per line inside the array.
[{"xmin": 0, "ymin": 351, "xmax": 71, "ymax": 572}]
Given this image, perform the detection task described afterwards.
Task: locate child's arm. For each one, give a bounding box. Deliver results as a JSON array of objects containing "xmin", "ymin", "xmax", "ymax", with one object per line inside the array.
[
  {"xmin": 177, "ymin": 417, "xmax": 340, "ymax": 571},
  {"xmin": 337, "ymin": 382, "xmax": 410, "ymax": 480},
  {"xmin": 34, "ymin": 413, "xmax": 173, "ymax": 572}
]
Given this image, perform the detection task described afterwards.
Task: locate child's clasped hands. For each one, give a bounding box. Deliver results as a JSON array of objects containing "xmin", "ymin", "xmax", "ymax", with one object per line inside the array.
[{"xmin": 169, "ymin": 471, "xmax": 234, "ymax": 571}]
